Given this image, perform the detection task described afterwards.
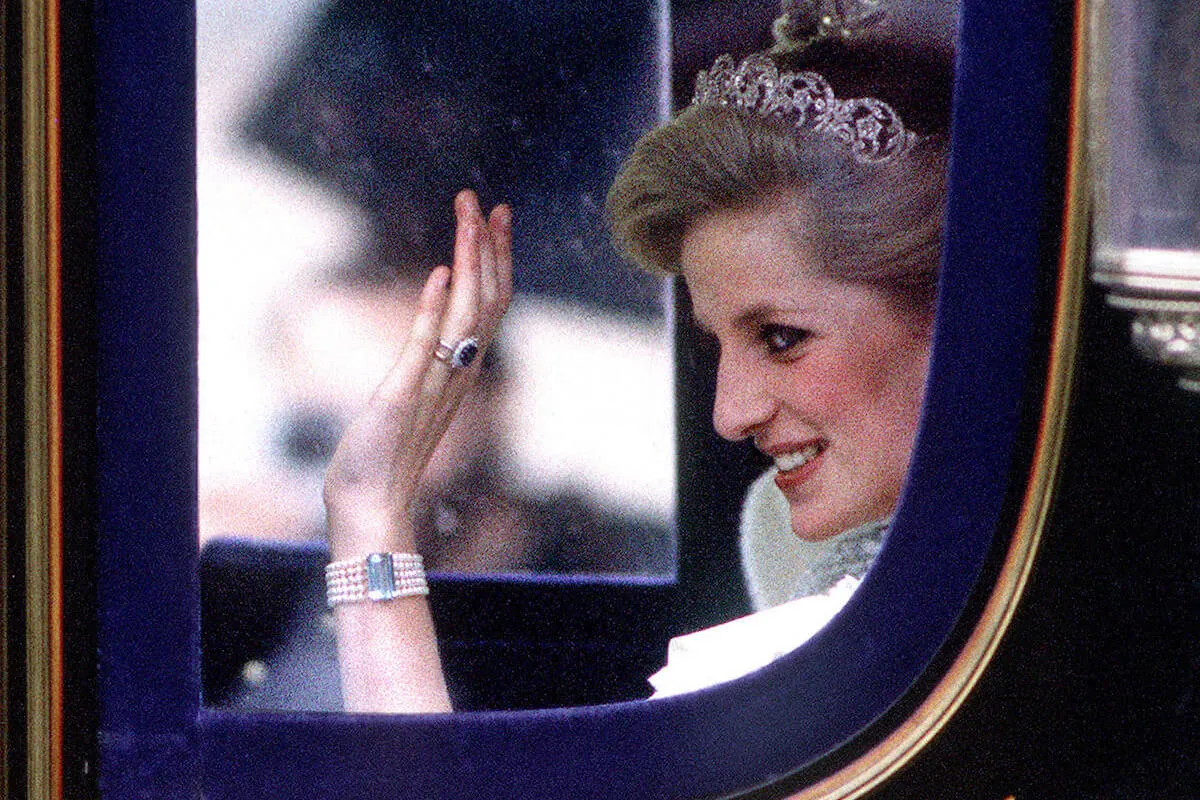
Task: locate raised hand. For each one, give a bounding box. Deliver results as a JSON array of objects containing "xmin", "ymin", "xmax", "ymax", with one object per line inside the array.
[
  {"xmin": 322, "ymin": 190, "xmax": 512, "ymax": 713},
  {"xmin": 323, "ymin": 189, "xmax": 513, "ymax": 560}
]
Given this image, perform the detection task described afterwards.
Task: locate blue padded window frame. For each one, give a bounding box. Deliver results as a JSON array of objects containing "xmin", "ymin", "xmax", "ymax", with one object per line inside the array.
[{"xmin": 92, "ymin": 0, "xmax": 1071, "ymax": 797}]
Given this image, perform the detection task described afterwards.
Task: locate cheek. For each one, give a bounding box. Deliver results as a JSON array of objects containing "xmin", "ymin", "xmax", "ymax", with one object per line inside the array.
[
  {"xmin": 778, "ymin": 337, "xmax": 928, "ymax": 439},
  {"xmin": 777, "ymin": 346, "xmax": 893, "ymax": 415},
  {"xmin": 855, "ymin": 343, "xmax": 930, "ymax": 468},
  {"xmin": 776, "ymin": 359, "xmax": 850, "ymax": 415},
  {"xmin": 850, "ymin": 320, "xmax": 929, "ymax": 398}
]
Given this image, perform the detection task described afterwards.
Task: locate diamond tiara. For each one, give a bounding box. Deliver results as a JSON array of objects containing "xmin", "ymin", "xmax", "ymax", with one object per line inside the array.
[{"xmin": 691, "ymin": 53, "xmax": 916, "ymax": 165}]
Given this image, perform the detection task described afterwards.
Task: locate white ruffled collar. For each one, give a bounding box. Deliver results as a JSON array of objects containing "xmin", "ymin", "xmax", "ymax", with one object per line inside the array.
[{"xmin": 647, "ymin": 469, "xmax": 889, "ymax": 698}]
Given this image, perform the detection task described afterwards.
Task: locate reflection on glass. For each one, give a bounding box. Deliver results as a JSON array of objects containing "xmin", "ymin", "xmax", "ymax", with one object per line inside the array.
[{"xmin": 198, "ymin": 0, "xmax": 675, "ymax": 575}]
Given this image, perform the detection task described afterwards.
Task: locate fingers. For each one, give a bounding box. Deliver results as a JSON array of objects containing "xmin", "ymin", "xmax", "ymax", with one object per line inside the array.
[
  {"xmin": 372, "ymin": 265, "xmax": 451, "ymax": 405},
  {"xmin": 479, "ymin": 212, "xmax": 499, "ymax": 328},
  {"xmin": 486, "ymin": 204, "xmax": 514, "ymax": 335},
  {"xmin": 437, "ymin": 190, "xmax": 511, "ymax": 351},
  {"xmin": 332, "ymin": 191, "xmax": 509, "ymax": 531},
  {"xmin": 440, "ymin": 191, "xmax": 483, "ymax": 347},
  {"xmin": 411, "ymin": 190, "xmax": 487, "ymax": 424},
  {"xmin": 376, "ymin": 190, "xmax": 508, "ymax": 413}
]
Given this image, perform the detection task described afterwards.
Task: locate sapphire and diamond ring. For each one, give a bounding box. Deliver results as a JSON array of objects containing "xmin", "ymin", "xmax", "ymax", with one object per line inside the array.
[{"xmin": 434, "ymin": 337, "xmax": 480, "ymax": 369}]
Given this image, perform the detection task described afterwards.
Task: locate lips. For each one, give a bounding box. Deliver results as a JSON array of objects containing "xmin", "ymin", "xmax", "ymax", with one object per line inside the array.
[
  {"xmin": 771, "ymin": 441, "xmax": 824, "ymax": 472},
  {"xmin": 766, "ymin": 440, "xmax": 826, "ymax": 493}
]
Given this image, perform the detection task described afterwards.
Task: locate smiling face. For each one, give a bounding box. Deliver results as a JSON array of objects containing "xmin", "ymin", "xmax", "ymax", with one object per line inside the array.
[{"xmin": 680, "ymin": 195, "xmax": 933, "ymax": 541}]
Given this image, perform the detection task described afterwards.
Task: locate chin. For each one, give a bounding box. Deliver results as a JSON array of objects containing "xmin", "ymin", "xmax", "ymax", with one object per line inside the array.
[
  {"xmin": 788, "ymin": 512, "xmax": 845, "ymax": 542},
  {"xmin": 789, "ymin": 504, "xmax": 888, "ymax": 542}
]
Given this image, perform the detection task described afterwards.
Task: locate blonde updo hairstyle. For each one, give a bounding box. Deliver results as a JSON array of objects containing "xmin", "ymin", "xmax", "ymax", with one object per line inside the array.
[{"xmin": 607, "ymin": 38, "xmax": 954, "ymax": 322}]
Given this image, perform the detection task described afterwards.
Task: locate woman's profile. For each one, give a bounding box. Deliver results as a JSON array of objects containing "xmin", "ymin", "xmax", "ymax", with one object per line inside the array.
[{"xmin": 320, "ymin": 2, "xmax": 953, "ymax": 711}]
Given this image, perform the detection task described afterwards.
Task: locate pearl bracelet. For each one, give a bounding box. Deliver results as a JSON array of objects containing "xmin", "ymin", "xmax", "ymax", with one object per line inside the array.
[{"xmin": 325, "ymin": 552, "xmax": 428, "ymax": 607}]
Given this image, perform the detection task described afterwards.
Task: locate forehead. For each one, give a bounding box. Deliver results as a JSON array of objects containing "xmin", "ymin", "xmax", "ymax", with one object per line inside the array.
[{"xmin": 679, "ymin": 200, "xmax": 835, "ymax": 325}]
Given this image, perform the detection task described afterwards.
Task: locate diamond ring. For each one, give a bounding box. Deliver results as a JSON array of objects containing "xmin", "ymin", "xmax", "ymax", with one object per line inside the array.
[{"xmin": 433, "ymin": 337, "xmax": 480, "ymax": 369}]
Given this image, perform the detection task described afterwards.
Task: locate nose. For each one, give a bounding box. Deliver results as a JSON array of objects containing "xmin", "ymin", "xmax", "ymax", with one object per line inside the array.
[{"xmin": 712, "ymin": 350, "xmax": 776, "ymax": 442}]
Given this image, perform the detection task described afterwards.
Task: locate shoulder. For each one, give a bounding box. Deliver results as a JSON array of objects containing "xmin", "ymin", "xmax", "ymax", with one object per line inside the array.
[{"xmin": 647, "ymin": 576, "xmax": 861, "ymax": 698}]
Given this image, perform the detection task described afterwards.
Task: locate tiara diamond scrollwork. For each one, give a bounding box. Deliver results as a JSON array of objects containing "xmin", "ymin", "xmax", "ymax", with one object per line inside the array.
[{"xmin": 691, "ymin": 53, "xmax": 916, "ymax": 164}]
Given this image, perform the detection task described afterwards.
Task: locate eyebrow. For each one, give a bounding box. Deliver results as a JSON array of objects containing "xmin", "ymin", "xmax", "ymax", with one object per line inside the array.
[
  {"xmin": 735, "ymin": 304, "xmax": 779, "ymax": 327},
  {"xmin": 690, "ymin": 303, "xmax": 809, "ymax": 339},
  {"xmin": 737, "ymin": 302, "xmax": 821, "ymax": 330}
]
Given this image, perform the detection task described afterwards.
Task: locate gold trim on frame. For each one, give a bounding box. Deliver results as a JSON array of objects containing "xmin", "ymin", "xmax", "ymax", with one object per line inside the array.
[
  {"xmin": 1, "ymin": 7, "xmax": 8, "ymax": 798},
  {"xmin": 788, "ymin": 3, "xmax": 1092, "ymax": 798},
  {"xmin": 20, "ymin": 0, "xmax": 64, "ymax": 798}
]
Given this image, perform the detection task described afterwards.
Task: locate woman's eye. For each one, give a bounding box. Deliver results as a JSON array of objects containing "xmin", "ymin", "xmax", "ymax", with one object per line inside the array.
[{"xmin": 760, "ymin": 325, "xmax": 809, "ymax": 356}]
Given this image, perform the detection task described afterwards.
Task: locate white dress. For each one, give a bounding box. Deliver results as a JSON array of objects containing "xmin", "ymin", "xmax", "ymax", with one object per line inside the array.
[{"xmin": 648, "ymin": 469, "xmax": 886, "ymax": 698}]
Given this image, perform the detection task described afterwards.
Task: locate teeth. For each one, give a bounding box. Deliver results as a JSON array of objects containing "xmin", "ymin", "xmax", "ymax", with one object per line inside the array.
[{"xmin": 774, "ymin": 443, "xmax": 823, "ymax": 472}]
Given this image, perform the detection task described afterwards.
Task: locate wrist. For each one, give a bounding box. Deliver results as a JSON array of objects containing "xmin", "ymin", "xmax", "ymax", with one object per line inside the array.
[{"xmin": 326, "ymin": 510, "xmax": 417, "ymax": 561}]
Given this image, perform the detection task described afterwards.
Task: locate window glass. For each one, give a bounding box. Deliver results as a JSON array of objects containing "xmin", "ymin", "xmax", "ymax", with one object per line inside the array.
[{"xmin": 197, "ymin": 0, "xmax": 676, "ymax": 577}]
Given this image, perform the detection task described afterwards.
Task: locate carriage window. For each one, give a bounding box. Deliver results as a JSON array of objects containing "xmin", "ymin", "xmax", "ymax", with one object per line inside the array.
[
  {"xmin": 197, "ymin": 0, "xmax": 678, "ymax": 711},
  {"xmin": 197, "ymin": 0, "xmax": 675, "ymax": 575},
  {"xmin": 197, "ymin": 0, "xmax": 958, "ymax": 713}
]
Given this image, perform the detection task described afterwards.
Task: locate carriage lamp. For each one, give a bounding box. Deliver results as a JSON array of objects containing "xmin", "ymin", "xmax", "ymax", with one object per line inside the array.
[{"xmin": 1088, "ymin": 0, "xmax": 1200, "ymax": 390}]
